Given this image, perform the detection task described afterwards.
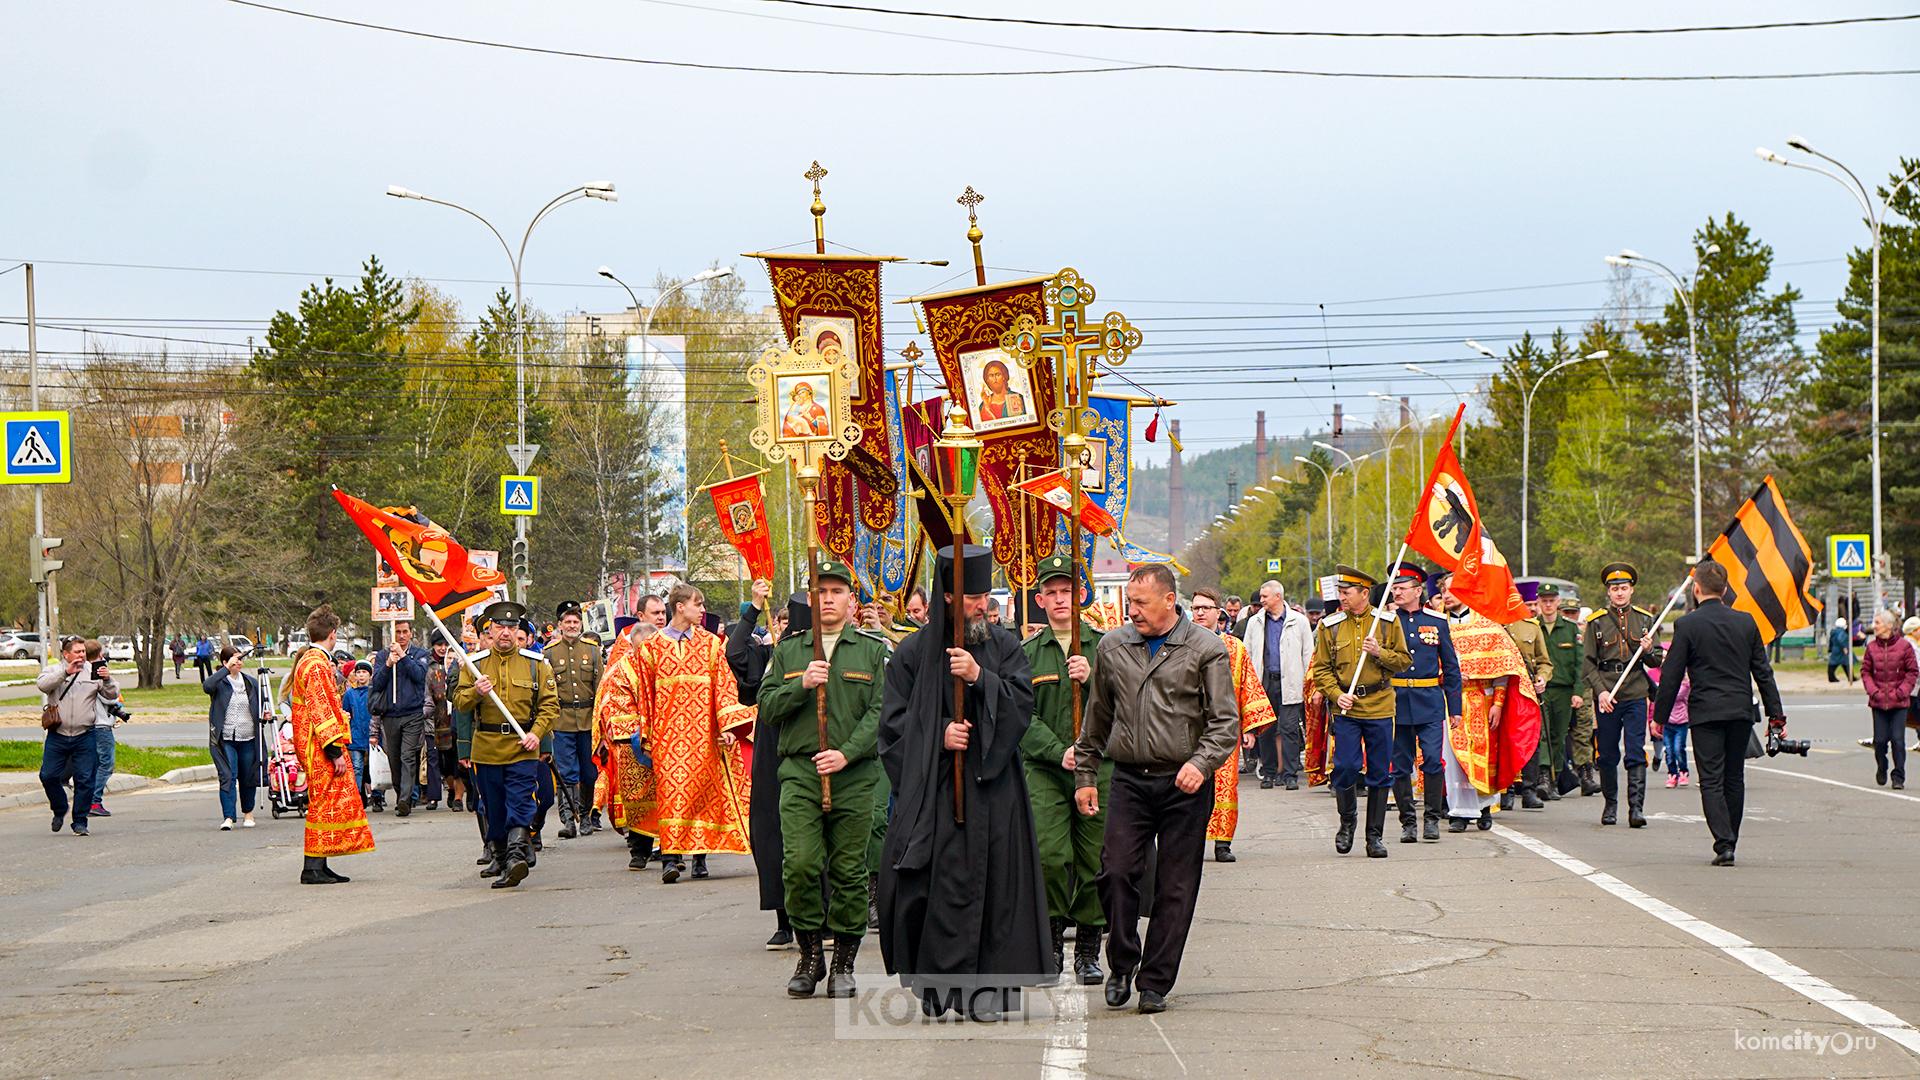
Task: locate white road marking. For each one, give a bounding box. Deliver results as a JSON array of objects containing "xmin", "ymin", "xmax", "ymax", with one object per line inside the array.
[
  {"xmin": 1041, "ymin": 985, "xmax": 1088, "ymax": 1077},
  {"xmin": 1147, "ymin": 1015, "xmax": 1188, "ymax": 1075},
  {"xmin": 1752, "ymin": 765, "xmax": 1920, "ymax": 804},
  {"xmin": 1494, "ymin": 823, "xmax": 1920, "ymax": 1058}
]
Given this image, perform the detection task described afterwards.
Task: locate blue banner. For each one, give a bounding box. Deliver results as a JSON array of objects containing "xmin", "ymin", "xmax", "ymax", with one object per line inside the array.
[
  {"xmin": 1053, "ymin": 393, "xmax": 1131, "ymax": 569},
  {"xmin": 853, "ymin": 368, "xmax": 911, "ymax": 601}
]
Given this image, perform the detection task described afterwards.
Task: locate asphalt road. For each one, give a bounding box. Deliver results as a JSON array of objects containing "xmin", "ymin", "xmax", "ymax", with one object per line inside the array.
[{"xmin": 3, "ymin": 690, "xmax": 1918, "ymax": 1079}]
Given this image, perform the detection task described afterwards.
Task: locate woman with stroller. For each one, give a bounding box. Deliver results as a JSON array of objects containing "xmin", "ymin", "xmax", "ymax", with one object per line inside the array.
[{"xmin": 204, "ymin": 644, "xmax": 265, "ymax": 830}]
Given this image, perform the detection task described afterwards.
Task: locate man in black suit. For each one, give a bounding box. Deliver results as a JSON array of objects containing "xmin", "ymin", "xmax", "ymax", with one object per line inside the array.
[{"xmin": 1652, "ymin": 561, "xmax": 1786, "ymax": 867}]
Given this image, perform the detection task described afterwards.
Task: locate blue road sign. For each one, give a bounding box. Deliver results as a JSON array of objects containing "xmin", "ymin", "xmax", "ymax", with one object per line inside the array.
[{"xmin": 2, "ymin": 411, "xmax": 70, "ymax": 485}]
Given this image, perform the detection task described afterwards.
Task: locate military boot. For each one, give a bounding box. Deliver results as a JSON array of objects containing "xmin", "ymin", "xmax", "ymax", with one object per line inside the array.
[
  {"xmin": 1334, "ymin": 786, "xmax": 1358, "ymax": 854},
  {"xmin": 868, "ymin": 873, "xmax": 881, "ymax": 930},
  {"xmin": 1363, "ymin": 787, "xmax": 1390, "ymax": 858},
  {"xmin": 1599, "ymin": 766, "xmax": 1618, "ymax": 826},
  {"xmin": 826, "ymin": 934, "xmax": 861, "ymax": 998},
  {"xmin": 492, "ymin": 827, "xmax": 531, "ymax": 888},
  {"xmin": 1627, "ymin": 764, "xmax": 1648, "ymax": 828},
  {"xmin": 1520, "ymin": 766, "xmax": 1544, "ymax": 810},
  {"xmin": 1074, "ymin": 925, "xmax": 1105, "ymax": 985},
  {"xmin": 1049, "ymin": 916, "xmax": 1068, "ymax": 977},
  {"xmin": 787, "ymin": 931, "xmax": 826, "ymax": 997},
  {"xmin": 1422, "ymin": 788, "xmax": 1442, "ymax": 841},
  {"xmin": 557, "ymin": 802, "xmax": 578, "ymax": 840},
  {"xmin": 480, "ymin": 840, "xmax": 505, "ymax": 878},
  {"xmin": 1393, "ymin": 777, "xmax": 1418, "ymax": 843},
  {"xmin": 627, "ymin": 830, "xmax": 653, "ymax": 870},
  {"xmin": 577, "ymin": 783, "xmax": 597, "ymax": 835},
  {"xmin": 476, "ymin": 838, "xmax": 496, "ymax": 868},
  {"xmin": 1579, "ymin": 763, "xmax": 1600, "ymax": 796}
]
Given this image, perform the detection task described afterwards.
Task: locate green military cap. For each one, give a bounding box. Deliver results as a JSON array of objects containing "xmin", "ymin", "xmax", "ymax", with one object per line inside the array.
[
  {"xmin": 1601, "ymin": 562, "xmax": 1637, "ymax": 586},
  {"xmin": 815, "ymin": 558, "xmax": 853, "ymax": 586},
  {"xmin": 1035, "ymin": 553, "xmax": 1075, "ymax": 584},
  {"xmin": 1333, "ymin": 564, "xmax": 1377, "ymax": 590},
  {"xmin": 1559, "ymin": 596, "xmax": 1580, "ymax": 611},
  {"xmin": 1538, "ymin": 583, "xmax": 1560, "ymax": 599}
]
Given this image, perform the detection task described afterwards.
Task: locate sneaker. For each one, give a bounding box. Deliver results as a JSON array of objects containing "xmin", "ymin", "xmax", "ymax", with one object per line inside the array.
[
  {"xmin": 90, "ymin": 803, "xmax": 111, "ymax": 817},
  {"xmin": 221, "ymin": 818, "xmax": 235, "ymax": 831},
  {"xmin": 71, "ymin": 822, "xmax": 89, "ymax": 836},
  {"xmin": 1665, "ymin": 774, "xmax": 1678, "ymax": 789},
  {"xmin": 1677, "ymin": 771, "xmax": 1689, "ymax": 787},
  {"xmin": 242, "ymin": 815, "xmax": 257, "ymax": 828}
]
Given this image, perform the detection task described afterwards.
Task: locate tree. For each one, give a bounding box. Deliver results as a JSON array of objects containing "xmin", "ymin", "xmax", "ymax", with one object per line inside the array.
[{"xmin": 1788, "ymin": 156, "xmax": 1920, "ymax": 606}]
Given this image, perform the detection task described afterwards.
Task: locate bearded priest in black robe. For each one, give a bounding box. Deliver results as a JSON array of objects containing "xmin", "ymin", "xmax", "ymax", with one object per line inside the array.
[{"xmin": 876, "ymin": 545, "xmax": 1056, "ymax": 1021}]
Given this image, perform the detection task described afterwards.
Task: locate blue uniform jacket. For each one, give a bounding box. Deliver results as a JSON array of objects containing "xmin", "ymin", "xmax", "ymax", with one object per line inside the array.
[{"xmin": 1393, "ymin": 609, "xmax": 1463, "ymax": 722}]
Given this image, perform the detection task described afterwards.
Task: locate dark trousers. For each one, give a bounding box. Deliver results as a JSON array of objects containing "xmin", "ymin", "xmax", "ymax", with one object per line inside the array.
[
  {"xmin": 1099, "ymin": 767, "xmax": 1214, "ymax": 996},
  {"xmin": 472, "ymin": 760, "xmax": 539, "ymax": 845},
  {"xmin": 217, "ymin": 737, "xmax": 260, "ymax": 819},
  {"xmin": 1262, "ymin": 674, "xmax": 1303, "ymax": 781},
  {"xmin": 1873, "ymin": 707, "xmax": 1908, "ymax": 783},
  {"xmin": 1688, "ymin": 719, "xmax": 1747, "ymax": 856},
  {"xmin": 1390, "ymin": 717, "xmax": 1446, "ymax": 785},
  {"xmin": 550, "ymin": 729, "xmax": 597, "ymax": 795},
  {"xmin": 1596, "ymin": 697, "xmax": 1649, "ymax": 779},
  {"xmin": 1330, "ymin": 715, "xmax": 1393, "ymax": 789},
  {"xmin": 41, "ymin": 728, "xmax": 99, "ymax": 827},
  {"xmin": 379, "ymin": 712, "xmax": 425, "ymax": 805}
]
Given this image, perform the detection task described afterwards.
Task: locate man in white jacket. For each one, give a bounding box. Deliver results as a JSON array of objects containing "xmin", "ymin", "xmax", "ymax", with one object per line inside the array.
[{"xmin": 1240, "ymin": 581, "xmax": 1314, "ymax": 789}]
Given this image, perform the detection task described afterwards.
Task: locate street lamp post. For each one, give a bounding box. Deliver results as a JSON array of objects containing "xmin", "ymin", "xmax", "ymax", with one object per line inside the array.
[
  {"xmin": 1759, "ymin": 142, "xmax": 1920, "ymax": 611},
  {"xmin": 1296, "ymin": 455, "xmax": 1334, "ymax": 580},
  {"xmin": 1514, "ymin": 350, "xmax": 1609, "ymax": 576},
  {"xmin": 1605, "ymin": 247, "xmax": 1718, "ymax": 562},
  {"xmin": 596, "ymin": 265, "xmax": 735, "ymax": 590},
  {"xmin": 1315, "ymin": 442, "xmax": 1376, "ymax": 565},
  {"xmin": 387, "ymin": 181, "xmax": 617, "ymax": 603},
  {"xmin": 1404, "ymin": 363, "xmax": 1467, "ymax": 461}
]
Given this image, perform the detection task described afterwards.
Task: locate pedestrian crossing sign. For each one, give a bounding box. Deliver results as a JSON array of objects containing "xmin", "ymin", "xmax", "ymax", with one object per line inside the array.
[
  {"xmin": 1266, "ymin": 558, "xmax": 1283, "ymax": 574},
  {"xmin": 1829, "ymin": 534, "xmax": 1870, "ymax": 578},
  {"xmin": 1, "ymin": 411, "xmax": 70, "ymax": 485},
  {"xmin": 500, "ymin": 475, "xmax": 540, "ymax": 517}
]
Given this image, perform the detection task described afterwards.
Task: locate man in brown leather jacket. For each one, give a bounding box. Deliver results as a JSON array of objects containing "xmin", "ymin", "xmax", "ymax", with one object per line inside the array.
[{"xmin": 1075, "ymin": 563, "xmax": 1240, "ymax": 1016}]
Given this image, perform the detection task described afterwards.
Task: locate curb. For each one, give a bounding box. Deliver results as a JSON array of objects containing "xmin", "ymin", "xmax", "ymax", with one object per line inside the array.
[{"xmin": 0, "ymin": 764, "xmax": 215, "ymax": 813}]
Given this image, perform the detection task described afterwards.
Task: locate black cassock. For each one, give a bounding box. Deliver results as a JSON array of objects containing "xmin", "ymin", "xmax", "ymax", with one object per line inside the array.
[
  {"xmin": 726, "ymin": 606, "xmax": 785, "ymax": 912},
  {"xmin": 875, "ymin": 614, "xmax": 1056, "ymax": 991}
]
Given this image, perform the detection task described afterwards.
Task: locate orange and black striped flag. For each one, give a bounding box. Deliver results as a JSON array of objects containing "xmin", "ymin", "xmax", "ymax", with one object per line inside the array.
[{"xmin": 1705, "ymin": 476, "xmax": 1823, "ymax": 643}]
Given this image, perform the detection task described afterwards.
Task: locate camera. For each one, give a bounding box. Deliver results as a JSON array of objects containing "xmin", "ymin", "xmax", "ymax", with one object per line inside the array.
[
  {"xmin": 1765, "ymin": 731, "xmax": 1811, "ymax": 757},
  {"xmin": 105, "ymin": 700, "xmax": 134, "ymax": 723},
  {"xmin": 89, "ymin": 658, "xmax": 109, "ymax": 681}
]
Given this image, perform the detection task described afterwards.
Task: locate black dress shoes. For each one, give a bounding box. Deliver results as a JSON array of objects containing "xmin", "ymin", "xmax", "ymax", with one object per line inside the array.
[{"xmin": 1105, "ymin": 969, "xmax": 1134, "ymax": 1008}]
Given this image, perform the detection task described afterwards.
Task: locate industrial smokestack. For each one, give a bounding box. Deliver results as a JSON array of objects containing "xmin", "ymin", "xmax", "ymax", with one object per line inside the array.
[
  {"xmin": 1254, "ymin": 410, "xmax": 1268, "ymax": 485},
  {"xmin": 1168, "ymin": 419, "xmax": 1185, "ymax": 551}
]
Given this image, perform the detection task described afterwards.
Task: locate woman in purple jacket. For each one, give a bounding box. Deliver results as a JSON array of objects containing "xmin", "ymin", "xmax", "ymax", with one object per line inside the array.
[{"xmin": 1861, "ymin": 610, "xmax": 1919, "ymax": 789}]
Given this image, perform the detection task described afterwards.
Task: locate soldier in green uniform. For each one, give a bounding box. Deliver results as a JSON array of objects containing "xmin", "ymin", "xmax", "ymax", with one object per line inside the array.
[
  {"xmin": 453, "ymin": 600, "xmax": 558, "ymax": 889},
  {"xmin": 756, "ymin": 559, "xmax": 890, "ymax": 1000},
  {"xmin": 1534, "ymin": 584, "xmax": 1581, "ymax": 799},
  {"xmin": 1020, "ymin": 553, "xmax": 1108, "ymax": 986},
  {"xmin": 1309, "ymin": 565, "xmax": 1412, "ymax": 859},
  {"xmin": 1581, "ymin": 563, "xmax": 1665, "ymax": 828},
  {"xmin": 546, "ymin": 600, "xmax": 604, "ymax": 839}
]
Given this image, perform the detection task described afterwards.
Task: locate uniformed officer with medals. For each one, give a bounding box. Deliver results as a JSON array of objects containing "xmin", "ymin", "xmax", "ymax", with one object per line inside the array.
[
  {"xmin": 1387, "ymin": 565, "xmax": 1461, "ymax": 843},
  {"xmin": 755, "ymin": 558, "xmax": 890, "ymax": 1000},
  {"xmin": 546, "ymin": 599, "xmax": 605, "ymax": 839},
  {"xmin": 1581, "ymin": 563, "xmax": 1665, "ymax": 828},
  {"xmin": 453, "ymin": 600, "xmax": 560, "ymax": 889},
  {"xmin": 1309, "ymin": 565, "xmax": 1413, "ymax": 858}
]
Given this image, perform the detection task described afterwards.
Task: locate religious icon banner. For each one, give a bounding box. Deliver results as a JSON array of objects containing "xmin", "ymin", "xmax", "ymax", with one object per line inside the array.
[
  {"xmin": 760, "ymin": 255, "xmax": 898, "ymax": 549},
  {"xmin": 914, "ymin": 276, "xmax": 1061, "ymax": 585},
  {"xmin": 708, "ymin": 473, "xmax": 777, "ymax": 582},
  {"xmin": 853, "ymin": 367, "xmax": 911, "ymax": 600},
  {"xmin": 1051, "ymin": 392, "xmax": 1131, "ymax": 569}
]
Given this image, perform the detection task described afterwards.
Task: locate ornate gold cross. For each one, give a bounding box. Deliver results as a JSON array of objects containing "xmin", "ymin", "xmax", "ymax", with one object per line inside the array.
[
  {"xmin": 806, "ymin": 160, "xmax": 829, "ymax": 253},
  {"xmin": 999, "ymin": 268, "xmax": 1141, "ymax": 438}
]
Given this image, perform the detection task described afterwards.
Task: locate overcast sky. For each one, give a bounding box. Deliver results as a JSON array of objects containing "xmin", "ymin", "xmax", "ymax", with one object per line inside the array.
[{"xmin": 3, "ymin": 1, "xmax": 1911, "ymax": 466}]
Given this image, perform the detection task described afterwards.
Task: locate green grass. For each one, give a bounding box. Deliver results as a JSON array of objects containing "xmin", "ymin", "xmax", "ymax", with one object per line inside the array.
[{"xmin": 0, "ymin": 740, "xmax": 208, "ymax": 778}]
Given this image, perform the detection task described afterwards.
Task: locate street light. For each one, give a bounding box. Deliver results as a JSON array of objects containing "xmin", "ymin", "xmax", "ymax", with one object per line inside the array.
[
  {"xmin": 1404, "ymin": 362, "xmax": 1467, "ymax": 461},
  {"xmin": 1314, "ymin": 441, "xmax": 1378, "ymax": 565},
  {"xmin": 387, "ymin": 181, "xmax": 618, "ymax": 602},
  {"xmin": 597, "ymin": 264, "xmax": 736, "ymax": 585},
  {"xmin": 1296, "ymin": 455, "xmax": 1335, "ymax": 577},
  {"xmin": 1759, "ymin": 141, "xmax": 1920, "ymax": 611},
  {"xmin": 1605, "ymin": 247, "xmax": 1718, "ymax": 561},
  {"xmin": 1516, "ymin": 349, "xmax": 1610, "ymax": 576}
]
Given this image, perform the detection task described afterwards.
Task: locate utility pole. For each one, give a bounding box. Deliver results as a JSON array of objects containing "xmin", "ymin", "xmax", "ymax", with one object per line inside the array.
[{"xmin": 25, "ymin": 263, "xmax": 57, "ymax": 651}]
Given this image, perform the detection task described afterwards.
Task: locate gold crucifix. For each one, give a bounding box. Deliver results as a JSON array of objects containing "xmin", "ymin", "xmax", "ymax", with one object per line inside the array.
[
  {"xmin": 806, "ymin": 160, "xmax": 829, "ymax": 254},
  {"xmin": 999, "ymin": 267, "xmax": 1142, "ymax": 740},
  {"xmin": 957, "ymin": 185, "xmax": 986, "ymax": 286}
]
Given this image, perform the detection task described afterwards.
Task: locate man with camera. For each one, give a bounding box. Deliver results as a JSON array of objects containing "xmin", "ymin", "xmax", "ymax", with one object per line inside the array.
[
  {"xmin": 37, "ymin": 636, "xmax": 122, "ymax": 836},
  {"xmin": 1653, "ymin": 561, "xmax": 1786, "ymax": 867}
]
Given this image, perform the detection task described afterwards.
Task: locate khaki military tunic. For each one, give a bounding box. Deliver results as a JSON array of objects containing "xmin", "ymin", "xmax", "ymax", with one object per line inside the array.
[
  {"xmin": 544, "ymin": 635, "xmax": 603, "ymax": 734},
  {"xmin": 453, "ymin": 646, "xmax": 558, "ymax": 765},
  {"xmin": 1582, "ymin": 605, "xmax": 1665, "ymax": 703},
  {"xmin": 1309, "ymin": 608, "xmax": 1412, "ymax": 719},
  {"xmin": 1507, "ymin": 617, "xmax": 1553, "ymax": 687}
]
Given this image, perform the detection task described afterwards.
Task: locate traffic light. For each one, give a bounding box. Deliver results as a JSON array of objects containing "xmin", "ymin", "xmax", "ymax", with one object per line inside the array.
[
  {"xmin": 28, "ymin": 535, "xmax": 62, "ymax": 583},
  {"xmin": 510, "ymin": 537, "xmax": 530, "ymax": 581}
]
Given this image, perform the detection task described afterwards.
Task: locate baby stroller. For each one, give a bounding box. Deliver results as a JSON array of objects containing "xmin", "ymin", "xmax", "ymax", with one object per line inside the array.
[{"xmin": 259, "ymin": 664, "xmax": 308, "ymax": 819}]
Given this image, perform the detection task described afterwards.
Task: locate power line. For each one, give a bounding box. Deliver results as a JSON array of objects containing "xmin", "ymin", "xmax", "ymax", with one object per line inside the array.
[
  {"xmin": 220, "ymin": 1, "xmax": 1920, "ymax": 81},
  {"xmin": 748, "ymin": 2, "xmax": 1920, "ymax": 40}
]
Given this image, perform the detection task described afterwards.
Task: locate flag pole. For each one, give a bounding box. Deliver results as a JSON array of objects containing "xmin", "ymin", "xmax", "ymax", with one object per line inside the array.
[
  {"xmin": 422, "ymin": 605, "xmax": 528, "ymax": 741},
  {"xmin": 1345, "ymin": 542, "xmax": 1409, "ymax": 698},
  {"xmin": 1606, "ymin": 575, "xmax": 1689, "ymax": 702}
]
